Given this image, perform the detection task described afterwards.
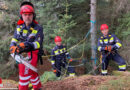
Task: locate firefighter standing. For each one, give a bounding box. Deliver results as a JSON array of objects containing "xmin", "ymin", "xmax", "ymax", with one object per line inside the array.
[
  {"xmin": 97, "ymin": 24, "xmax": 126, "ymax": 75},
  {"xmin": 9, "ymin": 1, "xmax": 43, "ymax": 90},
  {"xmin": 51, "ymin": 36, "xmax": 75, "ymax": 77}
]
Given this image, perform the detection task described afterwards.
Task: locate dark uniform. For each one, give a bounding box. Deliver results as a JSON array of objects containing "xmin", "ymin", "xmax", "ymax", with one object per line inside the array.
[
  {"xmin": 97, "ymin": 33, "xmax": 126, "ymax": 75},
  {"xmin": 51, "ymin": 45, "xmax": 75, "ymax": 77}
]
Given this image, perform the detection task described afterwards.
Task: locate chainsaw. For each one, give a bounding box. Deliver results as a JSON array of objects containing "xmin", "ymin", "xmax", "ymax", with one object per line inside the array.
[{"xmin": 11, "ymin": 53, "xmax": 38, "ymax": 73}]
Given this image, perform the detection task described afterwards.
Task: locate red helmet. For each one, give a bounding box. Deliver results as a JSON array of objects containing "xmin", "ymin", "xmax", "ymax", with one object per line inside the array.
[
  {"xmin": 55, "ymin": 36, "xmax": 62, "ymax": 42},
  {"xmin": 100, "ymin": 24, "xmax": 109, "ymax": 30},
  {"xmin": 20, "ymin": 5, "xmax": 34, "ymax": 15}
]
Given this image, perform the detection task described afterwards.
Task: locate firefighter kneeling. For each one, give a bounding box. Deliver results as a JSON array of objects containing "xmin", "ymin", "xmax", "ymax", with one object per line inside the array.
[
  {"xmin": 97, "ymin": 24, "xmax": 126, "ymax": 75},
  {"xmin": 51, "ymin": 36, "xmax": 75, "ymax": 77}
]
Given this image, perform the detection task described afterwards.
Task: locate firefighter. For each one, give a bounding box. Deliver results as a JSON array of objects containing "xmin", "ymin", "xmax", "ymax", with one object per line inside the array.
[
  {"xmin": 9, "ymin": 1, "xmax": 43, "ymax": 90},
  {"xmin": 97, "ymin": 24, "xmax": 126, "ymax": 75},
  {"xmin": 51, "ymin": 36, "xmax": 75, "ymax": 77}
]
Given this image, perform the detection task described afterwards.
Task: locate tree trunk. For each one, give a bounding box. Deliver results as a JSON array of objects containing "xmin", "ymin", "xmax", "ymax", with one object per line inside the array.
[{"xmin": 90, "ymin": 0, "xmax": 96, "ymax": 74}]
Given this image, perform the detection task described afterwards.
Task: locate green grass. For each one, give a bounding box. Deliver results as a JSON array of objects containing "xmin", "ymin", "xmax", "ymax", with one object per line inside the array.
[
  {"xmin": 112, "ymin": 71, "xmax": 124, "ymax": 76},
  {"xmin": 40, "ymin": 71, "xmax": 57, "ymax": 83},
  {"xmin": 98, "ymin": 76, "xmax": 130, "ymax": 90}
]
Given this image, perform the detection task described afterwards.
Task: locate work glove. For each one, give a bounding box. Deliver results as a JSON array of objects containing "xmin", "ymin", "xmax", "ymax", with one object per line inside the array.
[
  {"xmin": 10, "ymin": 46, "xmax": 19, "ymax": 54},
  {"xmin": 69, "ymin": 59, "xmax": 73, "ymax": 62},
  {"xmin": 17, "ymin": 42, "xmax": 26, "ymax": 53},
  {"xmin": 104, "ymin": 45, "xmax": 113, "ymax": 52},
  {"xmin": 53, "ymin": 69, "xmax": 57, "ymax": 73}
]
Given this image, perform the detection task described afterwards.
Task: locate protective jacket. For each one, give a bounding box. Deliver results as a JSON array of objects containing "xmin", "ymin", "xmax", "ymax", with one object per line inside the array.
[
  {"xmin": 10, "ymin": 19, "xmax": 43, "ymax": 90},
  {"xmin": 51, "ymin": 45, "xmax": 75, "ymax": 77},
  {"xmin": 97, "ymin": 33, "xmax": 126, "ymax": 75}
]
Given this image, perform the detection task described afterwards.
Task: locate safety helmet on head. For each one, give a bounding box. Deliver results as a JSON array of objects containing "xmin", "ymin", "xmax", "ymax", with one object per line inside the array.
[
  {"xmin": 20, "ymin": 1, "xmax": 34, "ymax": 15},
  {"xmin": 100, "ymin": 24, "xmax": 109, "ymax": 30},
  {"xmin": 54, "ymin": 36, "xmax": 62, "ymax": 42}
]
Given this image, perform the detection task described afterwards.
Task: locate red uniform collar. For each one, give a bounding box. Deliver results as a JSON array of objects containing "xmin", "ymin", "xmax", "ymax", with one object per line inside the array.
[{"xmin": 17, "ymin": 19, "xmax": 38, "ymax": 25}]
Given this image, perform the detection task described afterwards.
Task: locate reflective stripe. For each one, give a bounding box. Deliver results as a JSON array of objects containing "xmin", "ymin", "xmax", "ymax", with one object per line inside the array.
[
  {"xmin": 54, "ymin": 48, "xmax": 66, "ymax": 55},
  {"xmin": 11, "ymin": 38, "xmax": 18, "ymax": 43},
  {"xmin": 54, "ymin": 50, "xmax": 59, "ymax": 55},
  {"xmin": 69, "ymin": 73, "xmax": 75, "ymax": 76},
  {"xmin": 29, "ymin": 28, "xmax": 38, "ymax": 37},
  {"xmin": 29, "ymin": 33, "xmax": 36, "ymax": 37},
  {"xmin": 0, "ymin": 84, "xmax": 3, "ymax": 87},
  {"xmin": 101, "ymin": 70, "xmax": 107, "ymax": 74},
  {"xmin": 51, "ymin": 61, "xmax": 55, "ymax": 64},
  {"xmin": 66, "ymin": 52, "xmax": 69, "ymax": 55},
  {"xmin": 60, "ymin": 49, "xmax": 63, "ymax": 53},
  {"xmin": 116, "ymin": 42, "xmax": 122, "ymax": 48},
  {"xmin": 119, "ymin": 65, "xmax": 126, "ymax": 69},
  {"xmin": 19, "ymin": 75, "xmax": 31, "ymax": 80},
  {"xmin": 17, "ymin": 28, "xmax": 21, "ymax": 34},
  {"xmin": 33, "ymin": 41, "xmax": 40, "ymax": 49},
  {"xmin": 23, "ymin": 29, "xmax": 28, "ymax": 36},
  {"xmin": 98, "ymin": 46, "xmax": 101, "ymax": 51},
  {"xmin": 30, "ymin": 77, "xmax": 39, "ymax": 82},
  {"xmin": 31, "ymin": 80, "xmax": 40, "ymax": 85},
  {"xmin": 63, "ymin": 48, "xmax": 66, "ymax": 52},
  {"xmin": 19, "ymin": 81, "xmax": 29, "ymax": 86},
  {"xmin": 32, "ymin": 30, "xmax": 38, "ymax": 34},
  {"xmin": 109, "ymin": 37, "xmax": 114, "ymax": 43},
  {"xmin": 99, "ymin": 40, "xmax": 103, "ymax": 44},
  {"xmin": 104, "ymin": 39, "xmax": 108, "ymax": 44},
  {"xmin": 23, "ymin": 29, "xmax": 28, "ymax": 34},
  {"xmin": 17, "ymin": 28, "xmax": 21, "ymax": 32}
]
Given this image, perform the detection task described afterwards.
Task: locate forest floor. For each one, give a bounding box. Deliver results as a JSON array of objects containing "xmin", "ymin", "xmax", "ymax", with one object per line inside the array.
[{"xmin": 0, "ymin": 59, "xmax": 130, "ymax": 90}]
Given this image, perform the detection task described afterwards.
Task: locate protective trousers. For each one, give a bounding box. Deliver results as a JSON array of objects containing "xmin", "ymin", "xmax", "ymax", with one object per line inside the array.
[
  {"xmin": 18, "ymin": 50, "xmax": 41, "ymax": 90},
  {"xmin": 101, "ymin": 52, "xmax": 126, "ymax": 75},
  {"xmin": 55, "ymin": 61, "xmax": 75, "ymax": 77}
]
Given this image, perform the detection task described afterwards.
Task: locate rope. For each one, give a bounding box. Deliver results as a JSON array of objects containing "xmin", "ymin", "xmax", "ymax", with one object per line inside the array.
[
  {"xmin": 87, "ymin": 63, "xmax": 101, "ymax": 74},
  {"xmin": 42, "ymin": 20, "xmax": 96, "ymax": 58}
]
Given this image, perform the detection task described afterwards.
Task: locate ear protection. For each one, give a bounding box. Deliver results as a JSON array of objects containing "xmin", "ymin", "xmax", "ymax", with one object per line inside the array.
[
  {"xmin": 20, "ymin": 13, "xmax": 36, "ymax": 20},
  {"xmin": 19, "ymin": 1, "xmax": 36, "ymax": 20}
]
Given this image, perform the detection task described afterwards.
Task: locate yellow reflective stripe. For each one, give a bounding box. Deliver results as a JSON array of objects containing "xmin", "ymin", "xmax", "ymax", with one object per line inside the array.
[
  {"xmin": 104, "ymin": 39, "xmax": 108, "ymax": 43},
  {"xmin": 60, "ymin": 49, "xmax": 63, "ymax": 53},
  {"xmin": 119, "ymin": 65, "xmax": 126, "ymax": 68},
  {"xmin": 36, "ymin": 41, "xmax": 40, "ymax": 48},
  {"xmin": 101, "ymin": 70, "xmax": 107, "ymax": 74},
  {"xmin": 98, "ymin": 46, "xmax": 101, "ymax": 51},
  {"xmin": 63, "ymin": 48, "xmax": 66, "ymax": 51},
  {"xmin": 116, "ymin": 42, "xmax": 122, "ymax": 47},
  {"xmin": 11, "ymin": 38, "xmax": 18, "ymax": 42},
  {"xmin": 110, "ymin": 37, "xmax": 114, "ymax": 40},
  {"xmin": 54, "ymin": 48, "xmax": 66, "ymax": 55},
  {"xmin": 51, "ymin": 61, "xmax": 55, "ymax": 64},
  {"xmin": 69, "ymin": 73, "xmax": 75, "ymax": 76},
  {"xmin": 54, "ymin": 50, "xmax": 59, "ymax": 55},
  {"xmin": 104, "ymin": 39, "xmax": 108, "ymax": 42},
  {"xmin": 33, "ymin": 41, "xmax": 40, "ymax": 49},
  {"xmin": 100, "ymin": 40, "xmax": 103, "ymax": 44},
  {"xmin": 23, "ymin": 29, "xmax": 28, "ymax": 34},
  {"xmin": 17, "ymin": 28, "xmax": 21, "ymax": 32},
  {"xmin": 32, "ymin": 30, "xmax": 38, "ymax": 34}
]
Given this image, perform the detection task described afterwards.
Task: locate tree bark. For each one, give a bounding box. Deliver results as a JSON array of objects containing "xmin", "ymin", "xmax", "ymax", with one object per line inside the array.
[{"xmin": 90, "ymin": 0, "xmax": 96, "ymax": 74}]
